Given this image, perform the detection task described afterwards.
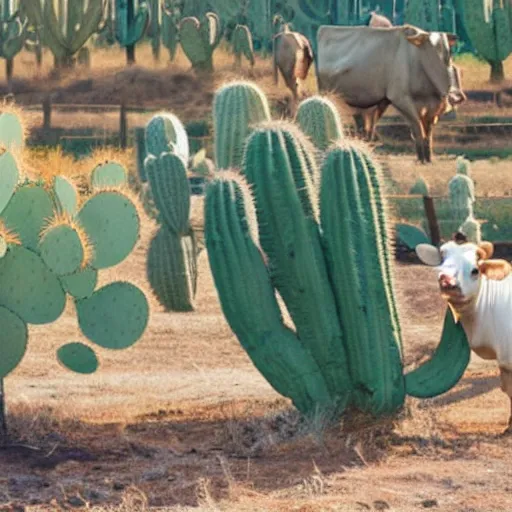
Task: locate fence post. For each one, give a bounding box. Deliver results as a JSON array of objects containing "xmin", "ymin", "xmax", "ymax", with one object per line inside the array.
[
  {"xmin": 119, "ymin": 101, "xmax": 127, "ymax": 149},
  {"xmin": 42, "ymin": 95, "xmax": 52, "ymax": 131},
  {"xmin": 423, "ymin": 196, "xmax": 441, "ymax": 247}
]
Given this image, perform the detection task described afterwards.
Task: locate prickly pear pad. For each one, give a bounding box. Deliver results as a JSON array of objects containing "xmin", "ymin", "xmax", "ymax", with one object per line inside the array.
[
  {"xmin": 76, "ymin": 282, "xmax": 149, "ymax": 349},
  {"xmin": 53, "ymin": 176, "xmax": 78, "ymax": 216},
  {"xmin": 0, "ymin": 306, "xmax": 27, "ymax": 378},
  {"xmin": 77, "ymin": 191, "xmax": 140, "ymax": 269},
  {"xmin": 0, "ymin": 151, "xmax": 19, "ymax": 214},
  {"xmin": 0, "ymin": 112, "xmax": 24, "ymax": 149},
  {"xmin": 0, "ymin": 236, "xmax": 6, "ymax": 258},
  {"xmin": 59, "ymin": 267, "xmax": 98, "ymax": 299},
  {"xmin": 1, "ymin": 185, "xmax": 54, "ymax": 252},
  {"xmin": 0, "ymin": 246, "xmax": 66, "ymax": 324},
  {"xmin": 91, "ymin": 162, "xmax": 127, "ymax": 190},
  {"xmin": 39, "ymin": 223, "xmax": 86, "ymax": 275},
  {"xmin": 57, "ymin": 342, "xmax": 99, "ymax": 374}
]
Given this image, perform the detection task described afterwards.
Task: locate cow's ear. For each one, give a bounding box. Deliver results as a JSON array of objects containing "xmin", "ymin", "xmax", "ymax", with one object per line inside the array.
[
  {"xmin": 477, "ymin": 241, "xmax": 494, "ymax": 261},
  {"xmin": 404, "ymin": 26, "xmax": 430, "ymax": 47},
  {"xmin": 478, "ymin": 259, "xmax": 512, "ymax": 281},
  {"xmin": 416, "ymin": 244, "xmax": 442, "ymax": 266}
]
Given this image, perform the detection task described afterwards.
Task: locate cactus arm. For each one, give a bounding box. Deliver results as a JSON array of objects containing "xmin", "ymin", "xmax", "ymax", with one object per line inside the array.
[
  {"xmin": 405, "ymin": 308, "xmax": 471, "ymax": 398},
  {"xmin": 205, "ymin": 176, "xmax": 334, "ymax": 414},
  {"xmin": 57, "ymin": 342, "xmax": 99, "ymax": 374},
  {"xmin": 243, "ymin": 126, "xmax": 351, "ymax": 402}
]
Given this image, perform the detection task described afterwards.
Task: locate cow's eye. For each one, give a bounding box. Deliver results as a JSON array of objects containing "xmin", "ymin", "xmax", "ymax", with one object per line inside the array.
[{"xmin": 471, "ymin": 267, "xmax": 479, "ymax": 277}]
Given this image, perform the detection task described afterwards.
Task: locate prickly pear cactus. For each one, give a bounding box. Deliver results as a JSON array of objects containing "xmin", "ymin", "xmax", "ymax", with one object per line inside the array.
[
  {"xmin": 0, "ymin": 110, "xmax": 25, "ymax": 150},
  {"xmin": 205, "ymin": 122, "xmax": 470, "ymax": 418},
  {"xmin": 0, "ymin": 149, "xmax": 149, "ymax": 382},
  {"xmin": 213, "ymin": 81, "xmax": 271, "ymax": 170},
  {"xmin": 232, "ymin": 24, "xmax": 254, "ymax": 69},
  {"xmin": 295, "ymin": 96, "xmax": 344, "ymax": 151},
  {"xmin": 143, "ymin": 118, "xmax": 199, "ymax": 312},
  {"xmin": 179, "ymin": 12, "xmax": 222, "ymax": 71}
]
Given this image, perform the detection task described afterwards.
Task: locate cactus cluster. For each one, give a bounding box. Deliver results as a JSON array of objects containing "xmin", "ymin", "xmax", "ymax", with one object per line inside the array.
[
  {"xmin": 205, "ymin": 99, "xmax": 470, "ymax": 417},
  {"xmin": 143, "ymin": 112, "xmax": 199, "ymax": 312},
  {"xmin": 179, "ymin": 12, "xmax": 222, "ymax": 72},
  {"xmin": 0, "ymin": 147, "xmax": 149, "ymax": 382}
]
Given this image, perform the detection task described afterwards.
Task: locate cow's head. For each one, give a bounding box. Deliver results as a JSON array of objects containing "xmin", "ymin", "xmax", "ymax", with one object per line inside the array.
[
  {"xmin": 404, "ymin": 26, "xmax": 466, "ymax": 108},
  {"xmin": 416, "ymin": 236, "xmax": 511, "ymax": 316}
]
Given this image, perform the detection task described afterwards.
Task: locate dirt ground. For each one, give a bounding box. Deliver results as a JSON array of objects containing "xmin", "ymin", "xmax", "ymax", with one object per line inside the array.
[{"xmin": 1, "ymin": 46, "xmax": 512, "ymax": 512}]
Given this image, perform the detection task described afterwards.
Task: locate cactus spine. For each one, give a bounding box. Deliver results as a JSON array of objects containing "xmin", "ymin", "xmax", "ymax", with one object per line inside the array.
[
  {"xmin": 213, "ymin": 81, "xmax": 271, "ymax": 170},
  {"xmin": 205, "ymin": 120, "xmax": 471, "ymax": 418},
  {"xmin": 114, "ymin": 0, "xmax": 150, "ymax": 65},
  {"xmin": 144, "ymin": 113, "xmax": 198, "ymax": 312}
]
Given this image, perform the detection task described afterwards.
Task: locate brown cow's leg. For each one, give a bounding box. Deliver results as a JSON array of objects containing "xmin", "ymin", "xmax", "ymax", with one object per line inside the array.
[
  {"xmin": 391, "ymin": 98, "xmax": 426, "ymax": 163},
  {"xmin": 499, "ymin": 367, "xmax": 512, "ymax": 435},
  {"xmin": 368, "ymin": 101, "xmax": 390, "ymax": 142}
]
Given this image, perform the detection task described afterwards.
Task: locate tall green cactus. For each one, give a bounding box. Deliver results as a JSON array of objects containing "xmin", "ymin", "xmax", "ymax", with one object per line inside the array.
[
  {"xmin": 0, "ymin": 140, "xmax": 149, "ymax": 438},
  {"xmin": 114, "ymin": 0, "xmax": 150, "ymax": 65},
  {"xmin": 295, "ymin": 95, "xmax": 344, "ymax": 152},
  {"xmin": 205, "ymin": 122, "xmax": 471, "ymax": 418},
  {"xmin": 448, "ymin": 172, "xmax": 475, "ymax": 224},
  {"xmin": 0, "ymin": 0, "xmax": 28, "ymax": 86},
  {"xmin": 213, "ymin": 81, "xmax": 271, "ymax": 170},
  {"xmin": 143, "ymin": 112, "xmax": 198, "ymax": 312},
  {"xmin": 147, "ymin": 0, "xmax": 160, "ymax": 61},
  {"xmin": 404, "ymin": 0, "xmax": 440, "ymax": 30},
  {"xmin": 461, "ymin": 0, "xmax": 512, "ymax": 82},
  {"xmin": 179, "ymin": 12, "xmax": 222, "ymax": 72},
  {"xmin": 161, "ymin": 1, "xmax": 179, "ymax": 61},
  {"xmin": 21, "ymin": 0, "xmax": 105, "ymax": 68}
]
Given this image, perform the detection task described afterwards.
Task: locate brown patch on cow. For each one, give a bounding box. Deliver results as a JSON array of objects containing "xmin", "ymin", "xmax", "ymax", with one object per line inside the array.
[
  {"xmin": 473, "ymin": 346, "xmax": 497, "ymax": 360},
  {"xmin": 477, "ymin": 241, "xmax": 495, "ymax": 260}
]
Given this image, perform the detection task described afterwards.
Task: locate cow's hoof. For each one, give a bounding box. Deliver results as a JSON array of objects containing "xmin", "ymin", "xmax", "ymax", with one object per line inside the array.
[{"xmin": 500, "ymin": 426, "xmax": 512, "ymax": 437}]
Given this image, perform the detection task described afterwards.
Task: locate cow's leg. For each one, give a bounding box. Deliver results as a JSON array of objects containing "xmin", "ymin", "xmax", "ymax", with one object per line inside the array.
[
  {"xmin": 368, "ymin": 100, "xmax": 390, "ymax": 142},
  {"xmin": 499, "ymin": 367, "xmax": 512, "ymax": 434},
  {"xmin": 353, "ymin": 113, "xmax": 366, "ymax": 138},
  {"xmin": 390, "ymin": 99, "xmax": 426, "ymax": 163},
  {"xmin": 421, "ymin": 115, "xmax": 438, "ymax": 164}
]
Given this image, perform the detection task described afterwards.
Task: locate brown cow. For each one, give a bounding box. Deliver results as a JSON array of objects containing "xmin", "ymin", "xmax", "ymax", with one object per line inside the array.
[{"xmin": 272, "ymin": 28, "xmax": 314, "ymax": 111}]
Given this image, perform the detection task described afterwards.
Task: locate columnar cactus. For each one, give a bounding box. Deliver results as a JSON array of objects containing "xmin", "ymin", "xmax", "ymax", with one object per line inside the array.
[
  {"xmin": 205, "ymin": 123, "xmax": 471, "ymax": 417},
  {"xmin": 461, "ymin": 0, "xmax": 512, "ymax": 82},
  {"xmin": 213, "ymin": 81, "xmax": 271, "ymax": 170},
  {"xmin": 448, "ymin": 171, "xmax": 475, "ymax": 224},
  {"xmin": 161, "ymin": 1, "xmax": 179, "ymax": 61},
  {"xmin": 0, "ymin": 148, "xmax": 149, "ymax": 436},
  {"xmin": 143, "ymin": 112, "xmax": 198, "ymax": 312},
  {"xmin": 179, "ymin": 12, "xmax": 222, "ymax": 72},
  {"xmin": 232, "ymin": 24, "xmax": 254, "ymax": 69},
  {"xmin": 404, "ymin": 0, "xmax": 440, "ymax": 30},
  {"xmin": 0, "ymin": 0, "xmax": 28, "ymax": 85},
  {"xmin": 295, "ymin": 96, "xmax": 344, "ymax": 151},
  {"xmin": 21, "ymin": 0, "xmax": 105, "ymax": 67},
  {"xmin": 147, "ymin": 0, "xmax": 161, "ymax": 61},
  {"xmin": 114, "ymin": 0, "xmax": 150, "ymax": 65}
]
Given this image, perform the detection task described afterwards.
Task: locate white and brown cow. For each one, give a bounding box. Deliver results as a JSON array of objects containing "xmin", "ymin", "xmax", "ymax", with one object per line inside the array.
[{"xmin": 417, "ymin": 237, "xmax": 512, "ymax": 433}]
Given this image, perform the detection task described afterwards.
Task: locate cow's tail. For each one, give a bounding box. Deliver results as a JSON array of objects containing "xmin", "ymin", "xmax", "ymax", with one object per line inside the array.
[
  {"xmin": 294, "ymin": 38, "xmax": 313, "ymax": 81},
  {"xmin": 272, "ymin": 33, "xmax": 279, "ymax": 85}
]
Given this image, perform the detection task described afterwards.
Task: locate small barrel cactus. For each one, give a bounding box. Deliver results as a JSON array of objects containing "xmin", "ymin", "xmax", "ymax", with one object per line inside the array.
[
  {"xmin": 205, "ymin": 122, "xmax": 471, "ymax": 418},
  {"xmin": 295, "ymin": 96, "xmax": 344, "ymax": 151},
  {"xmin": 409, "ymin": 177, "xmax": 429, "ymax": 196},
  {"xmin": 213, "ymin": 81, "xmax": 271, "ymax": 170},
  {"xmin": 232, "ymin": 24, "xmax": 254, "ymax": 69}
]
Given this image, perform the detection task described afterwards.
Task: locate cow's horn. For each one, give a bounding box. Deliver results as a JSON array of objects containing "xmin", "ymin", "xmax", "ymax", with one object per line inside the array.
[{"xmin": 416, "ymin": 244, "xmax": 442, "ymax": 266}]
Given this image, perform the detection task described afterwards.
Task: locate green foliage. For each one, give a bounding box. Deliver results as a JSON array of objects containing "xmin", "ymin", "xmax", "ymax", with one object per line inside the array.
[
  {"xmin": 179, "ymin": 12, "xmax": 222, "ymax": 71},
  {"xmin": 212, "ymin": 81, "xmax": 271, "ymax": 170},
  {"xmin": 0, "ymin": 130, "xmax": 149, "ymax": 381},
  {"xmin": 295, "ymin": 96, "xmax": 344, "ymax": 151},
  {"xmin": 205, "ymin": 122, "xmax": 470, "ymax": 418}
]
